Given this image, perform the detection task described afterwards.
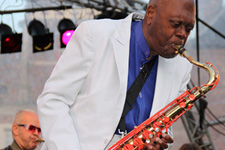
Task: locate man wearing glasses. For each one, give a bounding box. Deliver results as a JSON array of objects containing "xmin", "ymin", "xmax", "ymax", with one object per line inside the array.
[{"xmin": 0, "ymin": 109, "xmax": 42, "ymax": 150}]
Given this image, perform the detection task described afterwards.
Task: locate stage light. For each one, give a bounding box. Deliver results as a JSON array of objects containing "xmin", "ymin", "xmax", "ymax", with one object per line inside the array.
[
  {"xmin": 62, "ymin": 30, "xmax": 74, "ymax": 45},
  {"xmin": 58, "ymin": 18, "xmax": 76, "ymax": 48},
  {"xmin": 0, "ymin": 23, "xmax": 22, "ymax": 54},
  {"xmin": 0, "ymin": 23, "xmax": 13, "ymax": 36},
  {"xmin": 94, "ymin": 10, "xmax": 128, "ymax": 19},
  {"xmin": 28, "ymin": 19, "xmax": 53, "ymax": 53}
]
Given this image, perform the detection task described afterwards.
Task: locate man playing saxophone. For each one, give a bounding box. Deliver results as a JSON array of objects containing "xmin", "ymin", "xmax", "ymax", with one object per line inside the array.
[
  {"xmin": 0, "ymin": 109, "xmax": 42, "ymax": 150},
  {"xmin": 37, "ymin": 0, "xmax": 195, "ymax": 149}
]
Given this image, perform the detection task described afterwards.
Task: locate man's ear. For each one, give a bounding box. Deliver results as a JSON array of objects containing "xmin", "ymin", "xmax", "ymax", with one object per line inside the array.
[
  {"xmin": 12, "ymin": 124, "xmax": 19, "ymax": 136},
  {"xmin": 145, "ymin": 5, "xmax": 156, "ymax": 25}
]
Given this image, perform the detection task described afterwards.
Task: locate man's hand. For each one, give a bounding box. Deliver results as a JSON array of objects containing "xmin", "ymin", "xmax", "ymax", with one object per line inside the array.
[{"xmin": 144, "ymin": 133, "xmax": 173, "ymax": 150}]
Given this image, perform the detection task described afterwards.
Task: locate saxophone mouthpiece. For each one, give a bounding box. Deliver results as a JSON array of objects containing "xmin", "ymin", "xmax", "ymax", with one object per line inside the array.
[
  {"xmin": 36, "ymin": 137, "xmax": 45, "ymax": 144},
  {"xmin": 176, "ymin": 45, "xmax": 194, "ymax": 63},
  {"xmin": 176, "ymin": 45, "xmax": 186, "ymax": 55}
]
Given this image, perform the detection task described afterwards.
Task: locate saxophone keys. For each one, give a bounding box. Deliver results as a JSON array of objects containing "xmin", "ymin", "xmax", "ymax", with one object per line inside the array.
[
  {"xmin": 146, "ymin": 139, "xmax": 151, "ymax": 143},
  {"xmin": 153, "ymin": 122, "xmax": 162, "ymax": 132},
  {"xmin": 199, "ymin": 90, "xmax": 206, "ymax": 98},
  {"xmin": 179, "ymin": 102, "xmax": 186, "ymax": 108},
  {"xmin": 133, "ymin": 137, "xmax": 144, "ymax": 149},
  {"xmin": 155, "ymin": 127, "xmax": 160, "ymax": 132},
  {"xmin": 149, "ymin": 133, "xmax": 154, "ymax": 138},
  {"xmin": 163, "ymin": 116, "xmax": 170, "ymax": 123},
  {"xmin": 123, "ymin": 144, "xmax": 134, "ymax": 150},
  {"xmin": 142, "ymin": 130, "xmax": 154, "ymax": 139},
  {"xmin": 188, "ymin": 94, "xmax": 195, "ymax": 101}
]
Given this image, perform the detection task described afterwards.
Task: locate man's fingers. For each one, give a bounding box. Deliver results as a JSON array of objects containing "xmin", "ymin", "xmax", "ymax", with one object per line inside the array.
[
  {"xmin": 155, "ymin": 137, "xmax": 168, "ymax": 149},
  {"xmin": 145, "ymin": 133, "xmax": 173, "ymax": 150},
  {"xmin": 161, "ymin": 133, "xmax": 174, "ymax": 143}
]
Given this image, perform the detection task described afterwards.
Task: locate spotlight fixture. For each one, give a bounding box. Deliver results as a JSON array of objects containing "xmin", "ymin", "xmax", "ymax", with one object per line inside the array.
[
  {"xmin": 61, "ymin": 30, "xmax": 74, "ymax": 46},
  {"xmin": 57, "ymin": 18, "xmax": 76, "ymax": 48},
  {"xmin": 0, "ymin": 23, "xmax": 12, "ymax": 36},
  {"xmin": 94, "ymin": 10, "xmax": 128, "ymax": 19},
  {"xmin": 0, "ymin": 23, "xmax": 22, "ymax": 54},
  {"xmin": 28, "ymin": 19, "xmax": 54, "ymax": 53}
]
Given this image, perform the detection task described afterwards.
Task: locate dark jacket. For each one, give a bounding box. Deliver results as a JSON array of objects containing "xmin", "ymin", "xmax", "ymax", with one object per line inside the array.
[{"xmin": 0, "ymin": 141, "xmax": 21, "ymax": 150}]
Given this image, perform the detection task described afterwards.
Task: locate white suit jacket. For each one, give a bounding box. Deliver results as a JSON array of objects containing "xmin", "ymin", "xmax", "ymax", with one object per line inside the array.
[{"xmin": 37, "ymin": 13, "xmax": 192, "ymax": 150}]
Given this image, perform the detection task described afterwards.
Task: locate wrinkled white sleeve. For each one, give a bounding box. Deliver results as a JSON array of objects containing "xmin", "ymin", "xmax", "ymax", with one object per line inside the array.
[
  {"xmin": 179, "ymin": 62, "xmax": 193, "ymax": 95},
  {"xmin": 168, "ymin": 61, "xmax": 192, "ymax": 150},
  {"xmin": 37, "ymin": 21, "xmax": 94, "ymax": 150}
]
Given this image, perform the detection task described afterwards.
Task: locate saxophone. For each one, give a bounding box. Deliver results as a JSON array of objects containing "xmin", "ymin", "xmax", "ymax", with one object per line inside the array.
[
  {"xmin": 36, "ymin": 137, "xmax": 45, "ymax": 143},
  {"xmin": 108, "ymin": 46, "xmax": 220, "ymax": 150}
]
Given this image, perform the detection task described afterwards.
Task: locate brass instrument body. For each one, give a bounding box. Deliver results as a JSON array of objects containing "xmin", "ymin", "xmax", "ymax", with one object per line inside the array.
[{"xmin": 108, "ymin": 46, "xmax": 219, "ymax": 150}]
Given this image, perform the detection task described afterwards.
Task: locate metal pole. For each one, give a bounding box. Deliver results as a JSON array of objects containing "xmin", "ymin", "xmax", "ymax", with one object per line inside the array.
[{"xmin": 195, "ymin": 0, "xmax": 201, "ymax": 87}]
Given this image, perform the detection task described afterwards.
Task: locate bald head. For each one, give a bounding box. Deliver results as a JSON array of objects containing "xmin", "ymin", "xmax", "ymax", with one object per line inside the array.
[
  {"xmin": 143, "ymin": 0, "xmax": 195, "ymax": 58},
  {"xmin": 148, "ymin": 0, "xmax": 194, "ymax": 5},
  {"xmin": 13, "ymin": 109, "xmax": 37, "ymax": 124},
  {"xmin": 148, "ymin": 0, "xmax": 195, "ymax": 13}
]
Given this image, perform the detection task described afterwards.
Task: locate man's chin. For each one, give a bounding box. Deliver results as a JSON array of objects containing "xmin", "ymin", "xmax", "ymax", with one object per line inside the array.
[
  {"xmin": 25, "ymin": 146, "xmax": 37, "ymax": 150},
  {"xmin": 31, "ymin": 145, "xmax": 38, "ymax": 150},
  {"xmin": 160, "ymin": 53, "xmax": 178, "ymax": 59},
  {"xmin": 30, "ymin": 143, "xmax": 38, "ymax": 150}
]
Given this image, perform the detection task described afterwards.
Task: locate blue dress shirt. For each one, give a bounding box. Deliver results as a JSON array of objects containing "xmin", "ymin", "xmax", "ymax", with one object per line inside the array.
[{"xmin": 125, "ymin": 20, "xmax": 158, "ymax": 133}]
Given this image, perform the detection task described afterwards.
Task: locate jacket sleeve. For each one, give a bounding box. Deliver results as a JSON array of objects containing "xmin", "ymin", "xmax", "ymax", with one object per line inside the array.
[
  {"xmin": 37, "ymin": 21, "xmax": 95, "ymax": 150},
  {"xmin": 178, "ymin": 61, "xmax": 193, "ymax": 95}
]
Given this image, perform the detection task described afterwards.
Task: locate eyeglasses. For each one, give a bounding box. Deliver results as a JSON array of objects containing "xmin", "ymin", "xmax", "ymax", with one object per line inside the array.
[{"xmin": 17, "ymin": 124, "xmax": 41, "ymax": 134}]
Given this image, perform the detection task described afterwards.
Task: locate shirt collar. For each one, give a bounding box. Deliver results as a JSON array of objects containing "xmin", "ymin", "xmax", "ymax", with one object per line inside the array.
[{"xmin": 11, "ymin": 140, "xmax": 22, "ymax": 150}]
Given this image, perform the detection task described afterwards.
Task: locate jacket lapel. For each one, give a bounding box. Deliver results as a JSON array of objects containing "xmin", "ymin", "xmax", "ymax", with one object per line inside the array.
[
  {"xmin": 150, "ymin": 56, "xmax": 177, "ymax": 117},
  {"xmin": 111, "ymin": 13, "xmax": 145, "ymax": 93},
  {"xmin": 111, "ymin": 14, "xmax": 132, "ymax": 98}
]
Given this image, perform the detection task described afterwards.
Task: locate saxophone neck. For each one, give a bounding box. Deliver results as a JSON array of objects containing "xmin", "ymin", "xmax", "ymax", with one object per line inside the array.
[
  {"xmin": 176, "ymin": 46, "xmax": 194, "ymax": 63},
  {"xmin": 176, "ymin": 46, "xmax": 204, "ymax": 68},
  {"xmin": 176, "ymin": 45, "xmax": 219, "ymax": 93}
]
